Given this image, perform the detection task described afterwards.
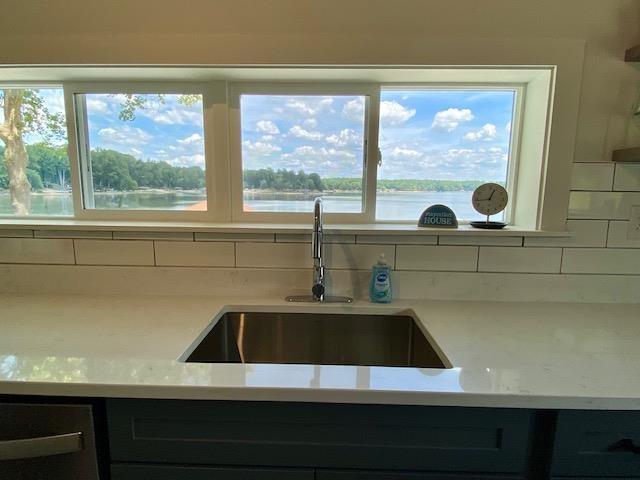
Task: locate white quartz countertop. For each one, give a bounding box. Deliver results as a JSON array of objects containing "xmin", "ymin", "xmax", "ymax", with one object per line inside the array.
[{"xmin": 1, "ymin": 294, "xmax": 639, "ymax": 410}]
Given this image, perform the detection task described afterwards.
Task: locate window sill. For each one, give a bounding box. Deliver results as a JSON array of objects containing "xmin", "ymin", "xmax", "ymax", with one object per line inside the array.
[{"xmin": 0, "ymin": 219, "xmax": 570, "ymax": 237}]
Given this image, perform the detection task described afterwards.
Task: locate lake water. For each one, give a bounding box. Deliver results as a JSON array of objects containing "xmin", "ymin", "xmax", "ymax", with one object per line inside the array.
[{"xmin": 0, "ymin": 190, "xmax": 490, "ymax": 221}]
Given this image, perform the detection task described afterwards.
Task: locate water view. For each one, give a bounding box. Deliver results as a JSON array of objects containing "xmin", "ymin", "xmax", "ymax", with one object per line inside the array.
[{"xmin": 0, "ymin": 190, "xmax": 489, "ymax": 221}]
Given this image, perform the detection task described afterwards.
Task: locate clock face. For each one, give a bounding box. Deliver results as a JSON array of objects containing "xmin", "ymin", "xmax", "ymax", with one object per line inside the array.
[{"xmin": 472, "ymin": 183, "xmax": 508, "ymax": 216}]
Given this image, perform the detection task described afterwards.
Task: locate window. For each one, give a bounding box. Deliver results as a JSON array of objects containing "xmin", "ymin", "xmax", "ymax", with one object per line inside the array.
[
  {"xmin": 231, "ymin": 85, "xmax": 376, "ymax": 221},
  {"xmin": 73, "ymin": 89, "xmax": 208, "ymax": 212},
  {"xmin": 376, "ymin": 88, "xmax": 517, "ymax": 222},
  {"xmin": 0, "ymin": 86, "xmax": 72, "ymax": 216},
  {"xmin": 0, "ymin": 67, "xmax": 556, "ymax": 228}
]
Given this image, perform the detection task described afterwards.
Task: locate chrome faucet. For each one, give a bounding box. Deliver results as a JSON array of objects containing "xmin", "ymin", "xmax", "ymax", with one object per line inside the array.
[
  {"xmin": 285, "ymin": 197, "xmax": 352, "ymax": 303},
  {"xmin": 311, "ymin": 198, "xmax": 325, "ymax": 301}
]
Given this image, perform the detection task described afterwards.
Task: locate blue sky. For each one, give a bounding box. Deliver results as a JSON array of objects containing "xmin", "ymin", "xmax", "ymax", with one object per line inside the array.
[
  {"xmin": 10, "ymin": 88, "xmax": 515, "ymax": 182},
  {"xmin": 84, "ymin": 94, "xmax": 206, "ymax": 169},
  {"xmin": 242, "ymin": 90, "xmax": 515, "ymax": 181}
]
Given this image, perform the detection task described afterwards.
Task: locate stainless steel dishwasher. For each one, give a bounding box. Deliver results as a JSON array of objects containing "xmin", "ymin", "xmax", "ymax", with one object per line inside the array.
[{"xmin": 0, "ymin": 402, "xmax": 100, "ymax": 479}]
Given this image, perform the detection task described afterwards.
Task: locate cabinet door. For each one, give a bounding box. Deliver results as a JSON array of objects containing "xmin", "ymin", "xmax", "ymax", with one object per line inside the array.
[
  {"xmin": 111, "ymin": 464, "xmax": 313, "ymax": 480},
  {"xmin": 551, "ymin": 410, "xmax": 640, "ymax": 477},
  {"xmin": 317, "ymin": 471, "xmax": 523, "ymax": 479},
  {"xmin": 107, "ymin": 399, "xmax": 532, "ymax": 473}
]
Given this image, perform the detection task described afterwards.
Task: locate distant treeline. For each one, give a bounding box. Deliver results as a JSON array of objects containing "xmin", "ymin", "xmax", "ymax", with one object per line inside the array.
[
  {"xmin": 0, "ymin": 144, "xmax": 205, "ymax": 191},
  {"xmin": 244, "ymin": 168, "xmax": 485, "ymax": 192}
]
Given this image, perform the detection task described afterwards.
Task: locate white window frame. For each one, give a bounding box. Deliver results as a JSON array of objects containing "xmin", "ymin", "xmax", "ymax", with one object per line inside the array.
[
  {"xmin": 374, "ymin": 83, "xmax": 526, "ymax": 225},
  {"xmin": 0, "ymin": 67, "xmax": 556, "ymax": 230},
  {"xmin": 64, "ymin": 82, "xmax": 217, "ymax": 222},
  {"xmin": 228, "ymin": 83, "xmax": 380, "ymax": 224}
]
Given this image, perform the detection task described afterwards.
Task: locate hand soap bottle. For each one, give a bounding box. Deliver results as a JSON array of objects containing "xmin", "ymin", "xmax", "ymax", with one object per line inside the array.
[{"xmin": 369, "ymin": 254, "xmax": 392, "ymax": 303}]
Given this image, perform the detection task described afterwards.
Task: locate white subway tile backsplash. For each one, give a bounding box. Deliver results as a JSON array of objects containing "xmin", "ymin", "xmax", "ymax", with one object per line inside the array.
[
  {"xmin": 74, "ymin": 240, "xmax": 155, "ymax": 266},
  {"xmin": 0, "ymin": 229, "xmax": 33, "ymax": 238},
  {"xmin": 0, "ymin": 238, "xmax": 75, "ymax": 264},
  {"xmin": 356, "ymin": 235, "xmax": 437, "ymax": 245},
  {"xmin": 396, "ymin": 246, "xmax": 478, "ymax": 271},
  {"xmin": 613, "ymin": 164, "xmax": 640, "ymax": 191},
  {"xmin": 113, "ymin": 231, "xmax": 193, "ymax": 241},
  {"xmin": 478, "ymin": 247, "xmax": 562, "ymax": 273},
  {"xmin": 571, "ymin": 163, "xmax": 614, "ymax": 190},
  {"xmin": 524, "ymin": 220, "xmax": 608, "ymax": 247},
  {"xmin": 607, "ymin": 221, "xmax": 640, "ymax": 248},
  {"xmin": 562, "ymin": 248, "xmax": 640, "ymax": 274},
  {"xmin": 440, "ymin": 235, "xmax": 522, "ymax": 246},
  {"xmin": 196, "ymin": 232, "xmax": 275, "ymax": 242},
  {"xmin": 35, "ymin": 229, "xmax": 112, "ymax": 239},
  {"xmin": 568, "ymin": 191, "xmax": 640, "ymax": 219},
  {"xmin": 325, "ymin": 244, "xmax": 395, "ymax": 270},
  {"xmin": 236, "ymin": 242, "xmax": 312, "ymax": 268},
  {"xmin": 155, "ymin": 241, "xmax": 235, "ymax": 267},
  {"xmin": 276, "ymin": 233, "xmax": 355, "ymax": 244}
]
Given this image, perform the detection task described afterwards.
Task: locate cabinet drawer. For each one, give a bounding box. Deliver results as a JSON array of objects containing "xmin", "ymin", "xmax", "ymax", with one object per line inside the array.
[
  {"xmin": 551, "ymin": 410, "xmax": 640, "ymax": 477},
  {"xmin": 317, "ymin": 470, "xmax": 523, "ymax": 479},
  {"xmin": 112, "ymin": 463, "xmax": 313, "ymax": 479},
  {"xmin": 107, "ymin": 399, "xmax": 532, "ymax": 473}
]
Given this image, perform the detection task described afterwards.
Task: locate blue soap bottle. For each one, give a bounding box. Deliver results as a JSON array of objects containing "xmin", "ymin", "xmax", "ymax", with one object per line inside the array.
[{"xmin": 369, "ymin": 254, "xmax": 392, "ymax": 303}]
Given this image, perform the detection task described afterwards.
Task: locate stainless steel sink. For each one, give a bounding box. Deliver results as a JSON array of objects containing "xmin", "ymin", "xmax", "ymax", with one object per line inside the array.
[{"xmin": 184, "ymin": 312, "xmax": 448, "ymax": 368}]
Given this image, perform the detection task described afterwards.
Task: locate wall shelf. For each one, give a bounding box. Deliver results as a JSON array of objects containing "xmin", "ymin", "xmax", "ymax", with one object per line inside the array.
[
  {"xmin": 626, "ymin": 45, "xmax": 640, "ymax": 62},
  {"xmin": 612, "ymin": 146, "xmax": 640, "ymax": 163}
]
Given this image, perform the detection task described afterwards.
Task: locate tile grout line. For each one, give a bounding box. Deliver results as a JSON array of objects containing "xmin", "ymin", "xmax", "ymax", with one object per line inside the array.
[
  {"xmin": 152, "ymin": 241, "xmax": 157, "ymax": 266},
  {"xmin": 72, "ymin": 239, "xmax": 77, "ymax": 265},
  {"xmin": 605, "ymin": 220, "xmax": 611, "ymax": 248}
]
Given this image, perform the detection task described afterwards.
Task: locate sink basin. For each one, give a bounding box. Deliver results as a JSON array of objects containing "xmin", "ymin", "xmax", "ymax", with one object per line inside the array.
[{"xmin": 184, "ymin": 311, "xmax": 448, "ymax": 368}]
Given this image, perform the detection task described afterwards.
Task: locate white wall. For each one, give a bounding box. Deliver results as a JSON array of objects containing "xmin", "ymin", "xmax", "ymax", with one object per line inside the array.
[{"xmin": 1, "ymin": 0, "xmax": 640, "ymax": 302}]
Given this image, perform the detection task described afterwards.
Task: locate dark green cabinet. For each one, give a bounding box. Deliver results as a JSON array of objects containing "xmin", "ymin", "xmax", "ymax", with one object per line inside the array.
[
  {"xmin": 103, "ymin": 398, "xmax": 640, "ymax": 479},
  {"xmin": 111, "ymin": 464, "xmax": 313, "ymax": 479},
  {"xmin": 316, "ymin": 471, "xmax": 523, "ymax": 479},
  {"xmin": 107, "ymin": 399, "xmax": 532, "ymax": 475},
  {"xmin": 550, "ymin": 411, "xmax": 640, "ymax": 478}
]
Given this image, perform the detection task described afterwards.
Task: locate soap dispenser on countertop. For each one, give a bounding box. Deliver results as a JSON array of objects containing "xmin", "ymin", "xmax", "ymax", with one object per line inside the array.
[{"xmin": 369, "ymin": 253, "xmax": 392, "ymax": 303}]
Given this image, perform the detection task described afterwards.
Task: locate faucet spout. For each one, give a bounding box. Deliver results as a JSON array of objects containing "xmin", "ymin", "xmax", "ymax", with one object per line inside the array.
[
  {"xmin": 284, "ymin": 197, "xmax": 352, "ymax": 303},
  {"xmin": 312, "ymin": 198, "xmax": 325, "ymax": 301}
]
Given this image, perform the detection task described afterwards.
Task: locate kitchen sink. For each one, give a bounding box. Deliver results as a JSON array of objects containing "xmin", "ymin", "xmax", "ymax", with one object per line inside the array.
[{"xmin": 184, "ymin": 311, "xmax": 449, "ymax": 368}]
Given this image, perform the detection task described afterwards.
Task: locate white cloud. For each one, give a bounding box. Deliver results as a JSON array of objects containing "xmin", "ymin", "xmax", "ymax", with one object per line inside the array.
[
  {"xmin": 285, "ymin": 97, "xmax": 333, "ymax": 116},
  {"xmin": 97, "ymin": 126, "xmax": 152, "ymax": 146},
  {"xmin": 505, "ymin": 122, "xmax": 512, "ymax": 133},
  {"xmin": 342, "ymin": 98, "xmax": 365, "ymax": 121},
  {"xmin": 86, "ymin": 98, "xmax": 109, "ymax": 114},
  {"xmin": 130, "ymin": 147, "xmax": 143, "ymax": 156},
  {"xmin": 431, "ymin": 108, "xmax": 474, "ymax": 131},
  {"xmin": 260, "ymin": 135, "xmax": 275, "ymax": 142},
  {"xmin": 464, "ymin": 123, "xmax": 497, "ymax": 142},
  {"xmin": 380, "ymin": 100, "xmax": 416, "ymax": 126},
  {"xmin": 169, "ymin": 154, "xmax": 206, "ymax": 168},
  {"xmin": 256, "ymin": 120, "xmax": 280, "ymax": 134},
  {"xmin": 242, "ymin": 140, "xmax": 281, "ymax": 154},
  {"xmin": 283, "ymin": 145, "xmax": 355, "ymax": 159},
  {"xmin": 289, "ymin": 125, "xmax": 324, "ymax": 141},
  {"xmin": 388, "ymin": 147, "xmax": 423, "ymax": 160},
  {"xmin": 178, "ymin": 133, "xmax": 203, "ymax": 145},
  {"xmin": 325, "ymin": 128, "xmax": 361, "ymax": 147},
  {"xmin": 304, "ymin": 118, "xmax": 318, "ymax": 128}
]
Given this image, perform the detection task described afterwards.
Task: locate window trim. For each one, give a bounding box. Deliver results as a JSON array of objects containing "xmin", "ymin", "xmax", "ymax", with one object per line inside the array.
[
  {"xmin": 0, "ymin": 68, "xmax": 556, "ymax": 231},
  {"xmin": 228, "ymin": 82, "xmax": 380, "ymax": 224},
  {"xmin": 64, "ymin": 81, "xmax": 216, "ymax": 222}
]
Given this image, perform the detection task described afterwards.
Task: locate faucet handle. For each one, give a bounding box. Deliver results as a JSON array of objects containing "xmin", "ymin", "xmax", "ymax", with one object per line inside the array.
[{"xmin": 312, "ymin": 283, "xmax": 325, "ymax": 299}]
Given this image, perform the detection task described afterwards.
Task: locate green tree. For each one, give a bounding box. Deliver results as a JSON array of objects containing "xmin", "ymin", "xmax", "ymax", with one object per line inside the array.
[
  {"xmin": 0, "ymin": 90, "xmax": 199, "ymax": 215},
  {"xmin": 0, "ymin": 89, "xmax": 65, "ymax": 214}
]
